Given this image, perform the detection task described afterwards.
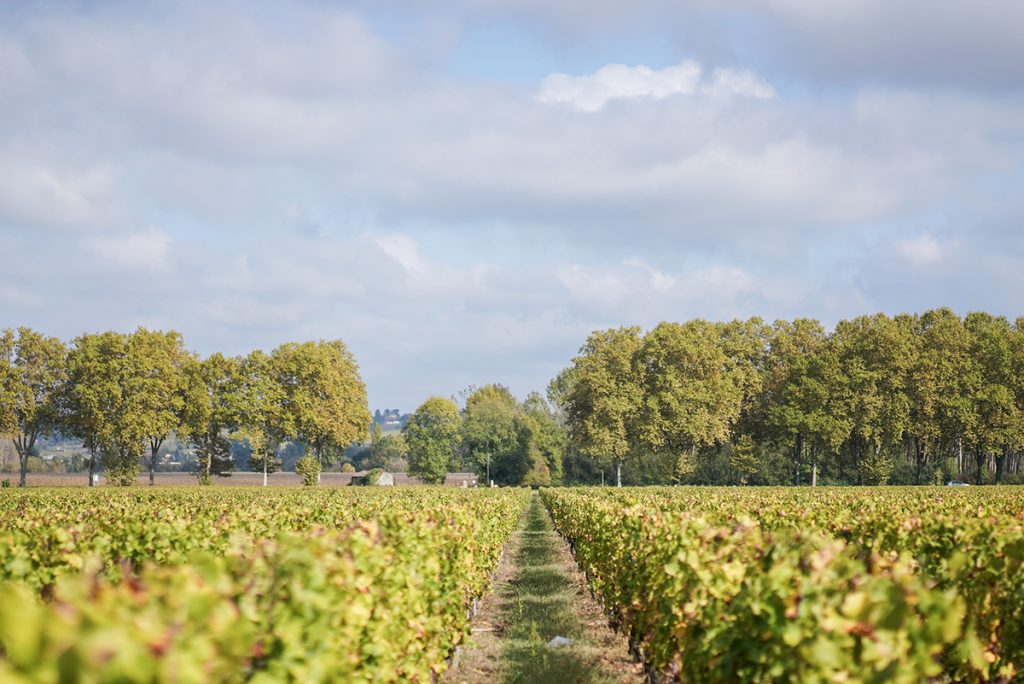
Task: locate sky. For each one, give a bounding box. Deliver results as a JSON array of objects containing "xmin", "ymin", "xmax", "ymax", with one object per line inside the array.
[{"xmin": 1, "ymin": 0, "xmax": 1023, "ymax": 410}]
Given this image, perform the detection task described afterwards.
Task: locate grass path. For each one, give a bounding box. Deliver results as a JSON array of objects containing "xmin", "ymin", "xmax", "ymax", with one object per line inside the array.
[{"xmin": 446, "ymin": 492, "xmax": 642, "ymax": 684}]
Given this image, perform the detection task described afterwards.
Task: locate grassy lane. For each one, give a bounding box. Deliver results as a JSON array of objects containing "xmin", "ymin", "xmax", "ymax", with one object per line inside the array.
[{"xmin": 447, "ymin": 492, "xmax": 641, "ymax": 684}]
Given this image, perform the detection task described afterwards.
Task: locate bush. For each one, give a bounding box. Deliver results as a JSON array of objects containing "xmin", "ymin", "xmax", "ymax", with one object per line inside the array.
[{"xmin": 294, "ymin": 456, "xmax": 321, "ymax": 487}]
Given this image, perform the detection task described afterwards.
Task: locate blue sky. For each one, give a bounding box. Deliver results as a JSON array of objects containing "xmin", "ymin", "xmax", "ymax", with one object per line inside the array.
[{"xmin": 1, "ymin": 0, "xmax": 1023, "ymax": 410}]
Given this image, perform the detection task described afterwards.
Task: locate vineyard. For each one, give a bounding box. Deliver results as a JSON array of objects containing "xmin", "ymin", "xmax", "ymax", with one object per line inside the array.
[
  {"xmin": 4, "ymin": 486, "xmax": 1024, "ymax": 682},
  {"xmin": 543, "ymin": 486, "xmax": 1024, "ymax": 683},
  {"xmin": 0, "ymin": 487, "xmax": 530, "ymax": 682}
]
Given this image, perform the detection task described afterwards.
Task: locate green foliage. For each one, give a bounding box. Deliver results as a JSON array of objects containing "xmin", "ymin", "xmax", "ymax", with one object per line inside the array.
[
  {"xmin": 565, "ymin": 327, "xmax": 644, "ymax": 486},
  {"xmin": 0, "ymin": 328, "xmax": 67, "ymax": 487},
  {"xmin": 459, "ymin": 385, "xmax": 567, "ymax": 486},
  {"xmin": 543, "ymin": 487, "xmax": 1024, "ymax": 682},
  {"xmin": 0, "ymin": 488, "xmax": 530, "ymax": 682},
  {"xmin": 729, "ymin": 434, "xmax": 759, "ymax": 484},
  {"xmin": 461, "ymin": 384, "xmax": 520, "ymax": 483},
  {"xmin": 369, "ymin": 433, "xmax": 408, "ymax": 469},
  {"xmin": 183, "ymin": 353, "xmax": 240, "ymax": 484},
  {"xmin": 860, "ymin": 447, "xmax": 895, "ymax": 485},
  {"xmin": 403, "ymin": 397, "xmax": 461, "ymax": 484},
  {"xmin": 294, "ymin": 455, "xmax": 321, "ymax": 486},
  {"xmin": 559, "ymin": 310, "xmax": 1024, "ymax": 486},
  {"xmin": 273, "ymin": 340, "xmax": 371, "ymax": 469},
  {"xmin": 128, "ymin": 328, "xmax": 191, "ymax": 485}
]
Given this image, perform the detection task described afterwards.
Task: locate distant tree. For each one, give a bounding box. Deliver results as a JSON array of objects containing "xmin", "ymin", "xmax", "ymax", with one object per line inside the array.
[
  {"xmin": 762, "ymin": 319, "xmax": 849, "ymax": 486},
  {"xmin": 633, "ymin": 321, "xmax": 747, "ymax": 484},
  {"xmin": 729, "ymin": 434, "xmax": 759, "ymax": 485},
  {"xmin": 128, "ymin": 328, "xmax": 190, "ymax": 486},
  {"xmin": 831, "ymin": 314, "xmax": 915, "ymax": 484},
  {"xmin": 294, "ymin": 455, "xmax": 320, "ymax": 486},
  {"xmin": 235, "ymin": 350, "xmax": 287, "ymax": 486},
  {"xmin": 964, "ymin": 312, "xmax": 1022, "ymax": 483},
  {"xmin": 64, "ymin": 332, "xmax": 118, "ymax": 485},
  {"xmin": 182, "ymin": 353, "xmax": 240, "ymax": 485},
  {"xmin": 520, "ymin": 392, "xmax": 567, "ymax": 485},
  {"xmin": 370, "ymin": 433, "xmax": 408, "ymax": 470},
  {"xmin": 565, "ymin": 327, "xmax": 644, "ymax": 487},
  {"xmin": 0, "ymin": 328, "xmax": 67, "ymax": 487},
  {"xmin": 274, "ymin": 340, "xmax": 370, "ymax": 484},
  {"xmin": 403, "ymin": 397, "xmax": 461, "ymax": 484},
  {"xmin": 460, "ymin": 384, "xmax": 520, "ymax": 485}
]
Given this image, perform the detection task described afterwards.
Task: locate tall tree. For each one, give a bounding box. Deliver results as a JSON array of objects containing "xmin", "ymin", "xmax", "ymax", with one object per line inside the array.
[
  {"xmin": 762, "ymin": 319, "xmax": 849, "ymax": 486},
  {"xmin": 831, "ymin": 314, "xmax": 915, "ymax": 484},
  {"xmin": 913, "ymin": 309, "xmax": 978, "ymax": 481},
  {"xmin": 236, "ymin": 350, "xmax": 287, "ymax": 486},
  {"xmin": 128, "ymin": 329, "xmax": 190, "ymax": 486},
  {"xmin": 403, "ymin": 397, "xmax": 461, "ymax": 485},
  {"xmin": 520, "ymin": 391, "xmax": 567, "ymax": 485},
  {"xmin": 64, "ymin": 332, "xmax": 122, "ymax": 486},
  {"xmin": 0, "ymin": 328, "xmax": 67, "ymax": 487},
  {"xmin": 964, "ymin": 312, "xmax": 1021, "ymax": 483},
  {"xmin": 274, "ymin": 340, "xmax": 370, "ymax": 484},
  {"xmin": 460, "ymin": 384, "xmax": 520, "ymax": 485},
  {"xmin": 182, "ymin": 353, "xmax": 241, "ymax": 485},
  {"xmin": 566, "ymin": 327, "xmax": 643, "ymax": 487},
  {"xmin": 63, "ymin": 331, "xmax": 143, "ymax": 486},
  {"xmin": 633, "ymin": 321, "xmax": 747, "ymax": 483}
]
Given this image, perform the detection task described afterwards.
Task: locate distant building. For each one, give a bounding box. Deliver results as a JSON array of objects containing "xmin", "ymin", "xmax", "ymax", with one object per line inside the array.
[{"xmin": 372, "ymin": 408, "xmax": 408, "ymax": 429}]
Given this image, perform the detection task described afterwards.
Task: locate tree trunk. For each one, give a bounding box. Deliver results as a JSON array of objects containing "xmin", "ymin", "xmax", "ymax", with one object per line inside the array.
[
  {"xmin": 957, "ymin": 438, "xmax": 964, "ymax": 479},
  {"xmin": 317, "ymin": 448, "xmax": 322, "ymax": 485},
  {"xmin": 87, "ymin": 447, "xmax": 96, "ymax": 486},
  {"xmin": 149, "ymin": 438, "xmax": 162, "ymax": 486},
  {"xmin": 995, "ymin": 444, "xmax": 1008, "ymax": 485},
  {"xmin": 263, "ymin": 449, "xmax": 268, "ymax": 487},
  {"xmin": 914, "ymin": 438, "xmax": 924, "ymax": 486},
  {"xmin": 15, "ymin": 432, "xmax": 36, "ymax": 488},
  {"xmin": 615, "ymin": 459, "xmax": 622, "ymax": 488},
  {"xmin": 811, "ymin": 445, "xmax": 818, "ymax": 487},
  {"xmin": 974, "ymin": 443, "xmax": 984, "ymax": 484},
  {"xmin": 794, "ymin": 432, "xmax": 804, "ymax": 486}
]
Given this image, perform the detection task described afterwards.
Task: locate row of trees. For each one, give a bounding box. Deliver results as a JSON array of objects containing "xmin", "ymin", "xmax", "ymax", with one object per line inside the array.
[
  {"xmin": 0, "ymin": 327, "xmax": 370, "ymax": 487},
  {"xmin": 557, "ymin": 309, "xmax": 1024, "ymax": 486},
  {"xmin": 401, "ymin": 385, "xmax": 566, "ymax": 486}
]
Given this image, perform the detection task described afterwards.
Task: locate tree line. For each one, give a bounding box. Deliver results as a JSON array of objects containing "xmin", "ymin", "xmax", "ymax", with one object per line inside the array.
[
  {"xmin": 556, "ymin": 309, "xmax": 1024, "ymax": 487},
  {"xmin": 399, "ymin": 385, "xmax": 566, "ymax": 486},
  {"xmin": 0, "ymin": 328, "xmax": 370, "ymax": 487}
]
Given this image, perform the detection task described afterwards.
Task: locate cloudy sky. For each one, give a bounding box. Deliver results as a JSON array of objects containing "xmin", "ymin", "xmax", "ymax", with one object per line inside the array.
[{"xmin": 2, "ymin": 1, "xmax": 1023, "ymax": 410}]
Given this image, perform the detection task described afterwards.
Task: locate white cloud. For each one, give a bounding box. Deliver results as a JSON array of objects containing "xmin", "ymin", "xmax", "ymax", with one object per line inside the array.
[
  {"xmin": 537, "ymin": 60, "xmax": 774, "ymax": 111},
  {"xmin": 373, "ymin": 233, "xmax": 427, "ymax": 273},
  {"xmin": 84, "ymin": 228, "xmax": 172, "ymax": 273},
  {"xmin": 0, "ymin": 156, "xmax": 117, "ymax": 230},
  {"xmin": 1, "ymin": 0, "xmax": 1023, "ymax": 412},
  {"xmin": 893, "ymin": 235, "xmax": 945, "ymax": 266}
]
